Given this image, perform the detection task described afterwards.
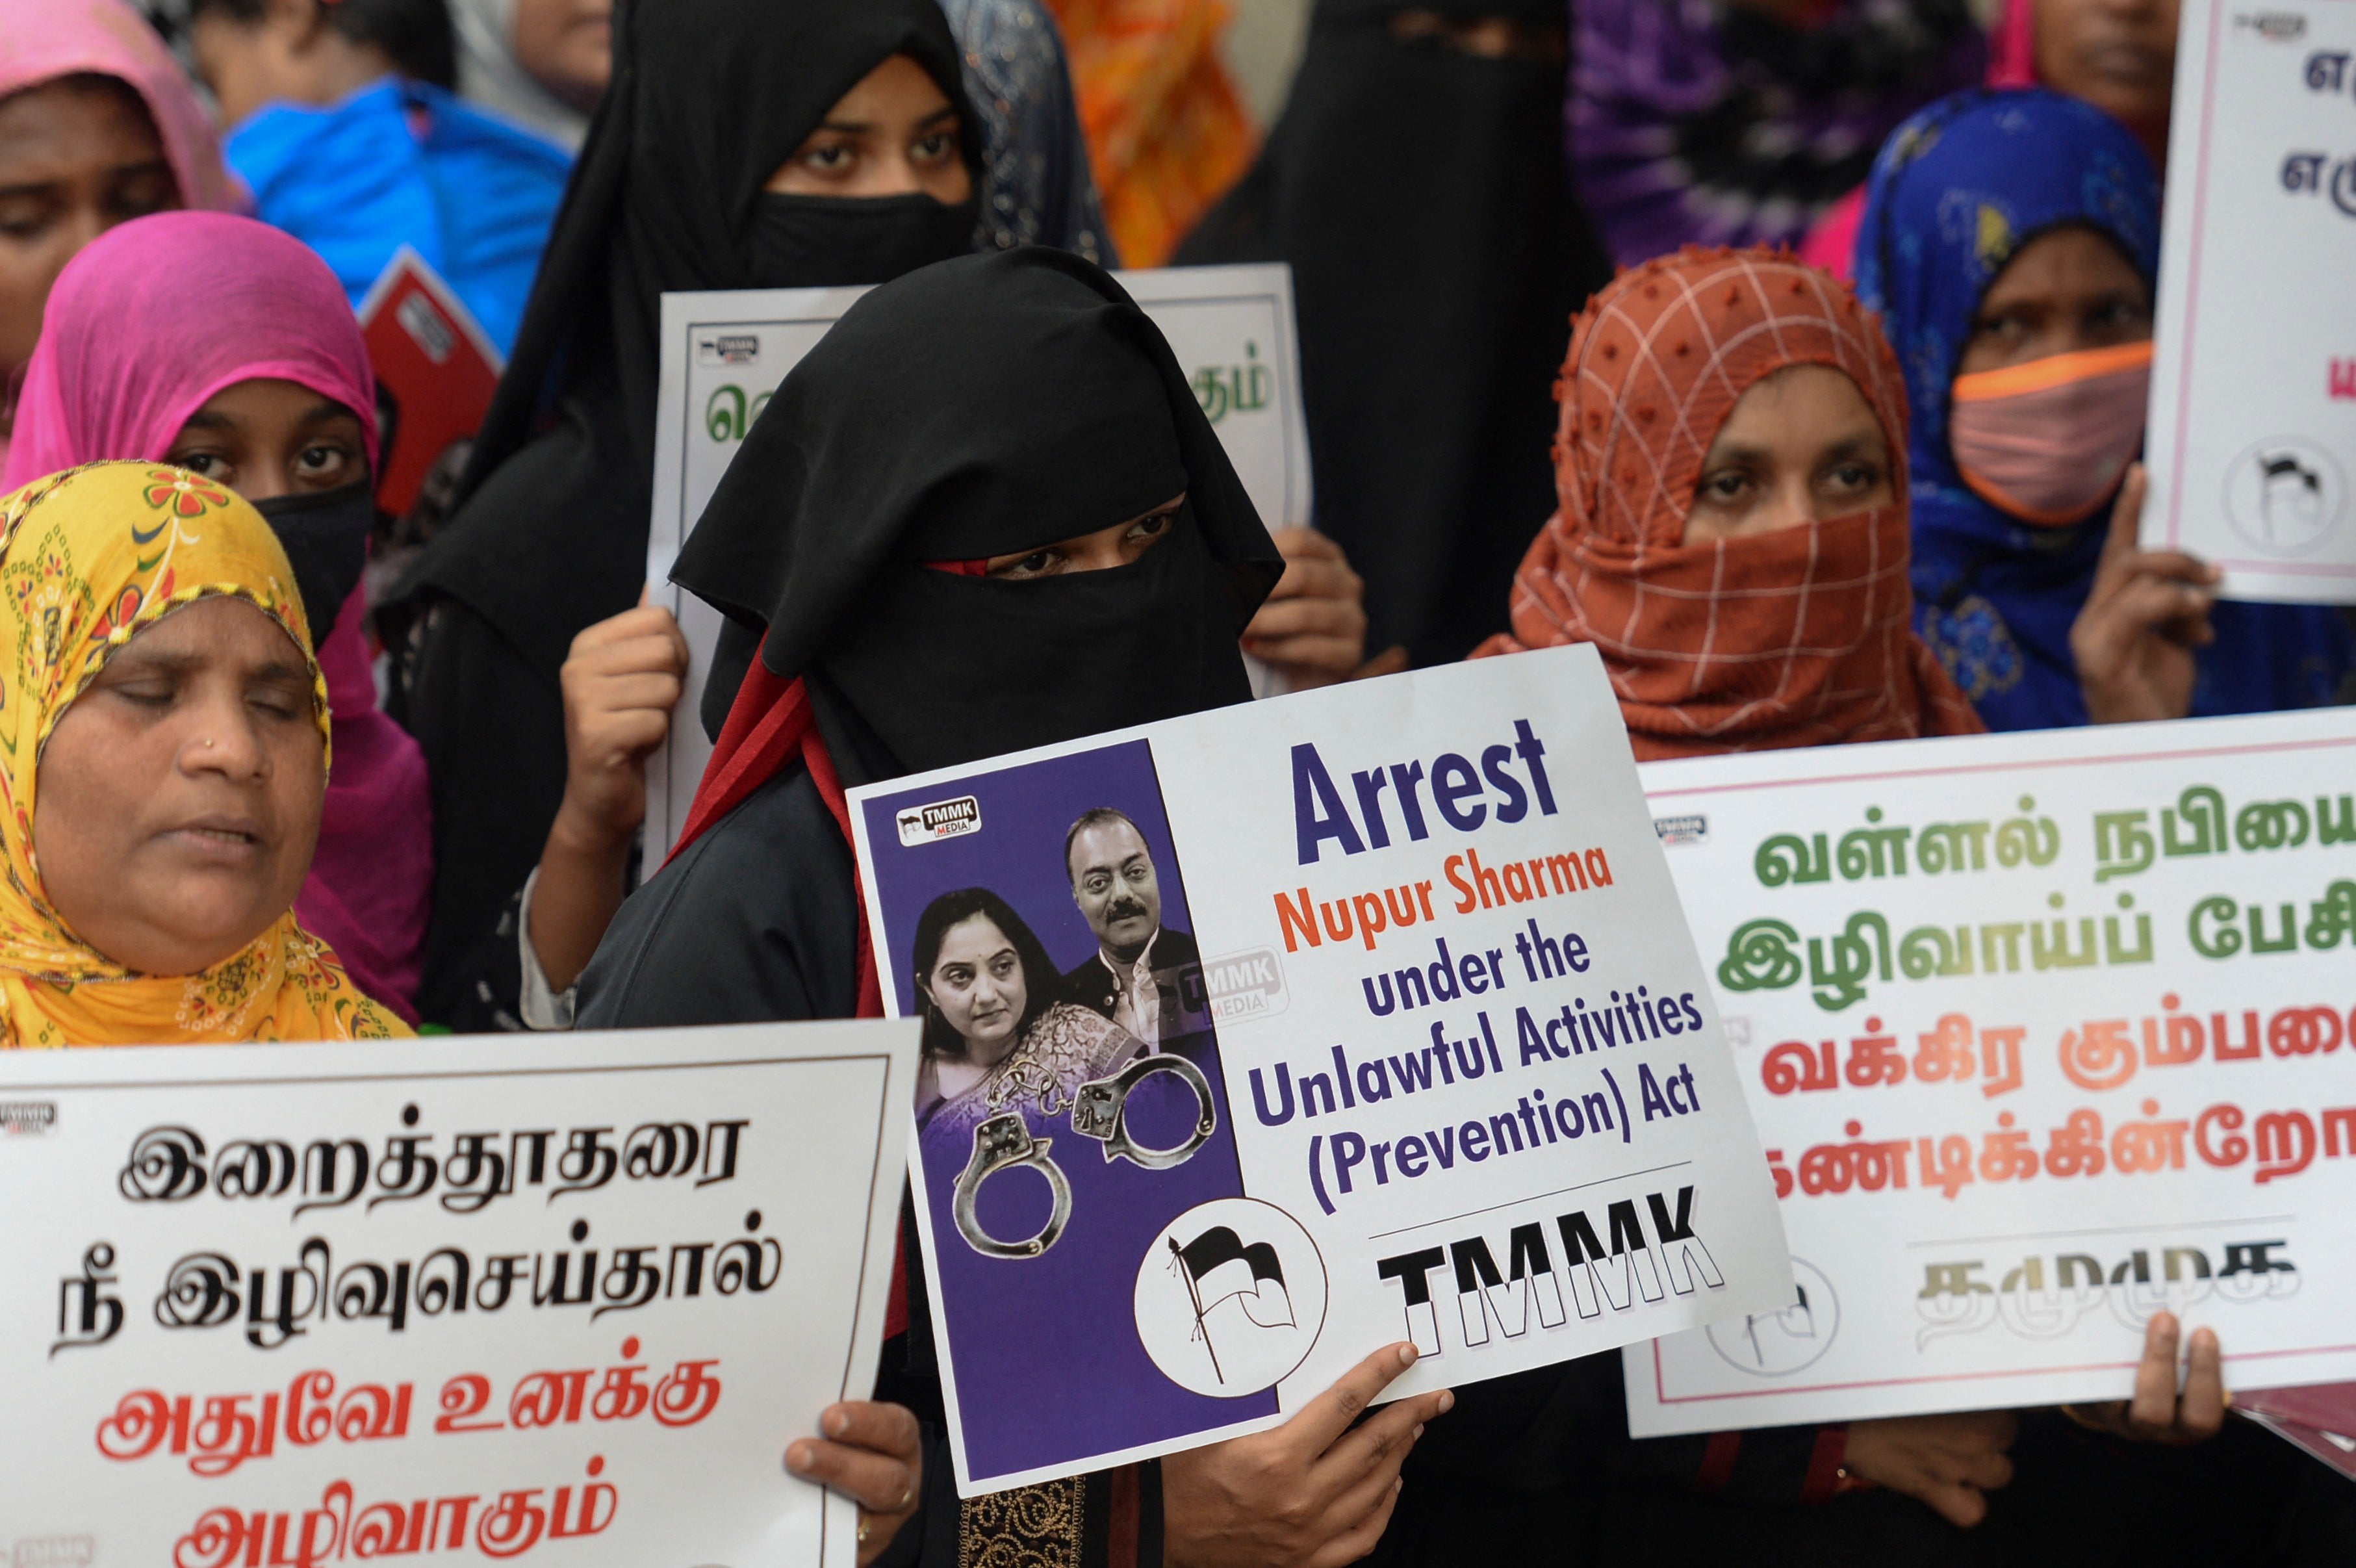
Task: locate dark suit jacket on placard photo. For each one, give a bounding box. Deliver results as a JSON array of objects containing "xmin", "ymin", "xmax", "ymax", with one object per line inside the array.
[{"xmin": 1062, "ymin": 925, "xmax": 1214, "ymax": 1055}]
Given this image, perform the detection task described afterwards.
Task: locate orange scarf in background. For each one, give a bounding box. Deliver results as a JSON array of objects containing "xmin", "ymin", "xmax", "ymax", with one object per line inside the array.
[
  {"xmin": 1043, "ymin": 0, "xmax": 1257, "ymax": 265},
  {"xmin": 1477, "ymin": 246, "xmax": 1983, "ymax": 759}
]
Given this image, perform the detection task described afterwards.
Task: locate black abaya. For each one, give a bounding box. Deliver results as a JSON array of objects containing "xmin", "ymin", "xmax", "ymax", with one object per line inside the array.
[
  {"xmin": 580, "ymin": 250, "xmax": 1280, "ymax": 1568},
  {"xmin": 386, "ymin": 0, "xmax": 981, "ymax": 1024},
  {"xmin": 580, "ymin": 768, "xmax": 859, "ymax": 1026},
  {"xmin": 1175, "ymin": 0, "xmax": 1614, "ymax": 667}
]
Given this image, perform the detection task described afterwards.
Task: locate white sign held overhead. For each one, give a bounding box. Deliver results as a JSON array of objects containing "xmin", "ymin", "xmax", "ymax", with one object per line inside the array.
[
  {"xmin": 2141, "ymin": 0, "xmax": 2356, "ymax": 602},
  {"xmin": 644, "ymin": 264, "xmax": 1314, "ymax": 856}
]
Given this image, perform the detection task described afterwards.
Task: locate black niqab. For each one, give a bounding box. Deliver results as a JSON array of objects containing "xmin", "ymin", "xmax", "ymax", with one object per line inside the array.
[
  {"xmin": 674, "ymin": 247, "xmax": 1283, "ymax": 782},
  {"xmin": 1175, "ymin": 0, "xmax": 1613, "ymax": 666},
  {"xmin": 254, "ymin": 482, "xmax": 374, "ymax": 641},
  {"xmin": 386, "ymin": 0, "xmax": 982, "ymax": 1025},
  {"xmin": 400, "ymin": 0, "xmax": 982, "ymax": 684}
]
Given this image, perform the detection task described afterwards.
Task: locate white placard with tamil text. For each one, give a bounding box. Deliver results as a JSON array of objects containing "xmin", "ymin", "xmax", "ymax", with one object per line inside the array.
[
  {"xmin": 645, "ymin": 264, "xmax": 1314, "ymax": 855},
  {"xmin": 2140, "ymin": 0, "xmax": 2356, "ymax": 602},
  {"xmin": 848, "ymin": 646, "xmax": 1792, "ymax": 1495},
  {"xmin": 1624, "ymin": 710, "xmax": 2356, "ymax": 1437},
  {"xmin": 0, "ymin": 1021, "xmax": 917, "ymax": 1567}
]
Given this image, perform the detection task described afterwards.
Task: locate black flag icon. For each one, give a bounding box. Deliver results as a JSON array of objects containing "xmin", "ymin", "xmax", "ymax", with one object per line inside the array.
[
  {"xmin": 1170, "ymin": 1226, "xmax": 1295, "ymax": 1385},
  {"xmin": 1743, "ymin": 1283, "xmax": 1817, "ymax": 1367}
]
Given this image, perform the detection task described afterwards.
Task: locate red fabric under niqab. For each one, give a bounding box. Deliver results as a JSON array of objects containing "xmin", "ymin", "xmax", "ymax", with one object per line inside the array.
[
  {"xmin": 1477, "ymin": 246, "xmax": 1982, "ymax": 760},
  {"xmin": 667, "ymin": 639, "xmax": 900, "ymax": 1327}
]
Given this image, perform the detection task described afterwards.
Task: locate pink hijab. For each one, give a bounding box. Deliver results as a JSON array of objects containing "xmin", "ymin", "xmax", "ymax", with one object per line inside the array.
[
  {"xmin": 6, "ymin": 212, "xmax": 431, "ymax": 1022},
  {"xmin": 0, "ymin": 0, "xmax": 241, "ymax": 214},
  {"xmin": 1986, "ymin": 0, "xmax": 2040, "ymax": 88}
]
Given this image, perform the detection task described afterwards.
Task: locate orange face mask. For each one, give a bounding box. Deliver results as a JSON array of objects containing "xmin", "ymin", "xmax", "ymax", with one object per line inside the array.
[{"xmin": 1948, "ymin": 341, "xmax": 2155, "ymax": 526}]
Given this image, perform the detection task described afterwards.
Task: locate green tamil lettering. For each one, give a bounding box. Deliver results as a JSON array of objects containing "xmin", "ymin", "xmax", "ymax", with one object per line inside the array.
[{"xmin": 706, "ymin": 384, "xmax": 747, "ymax": 443}]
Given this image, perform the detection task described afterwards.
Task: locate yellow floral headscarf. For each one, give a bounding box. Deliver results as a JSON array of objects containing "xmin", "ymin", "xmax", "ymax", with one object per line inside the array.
[{"xmin": 0, "ymin": 462, "xmax": 409, "ymax": 1045}]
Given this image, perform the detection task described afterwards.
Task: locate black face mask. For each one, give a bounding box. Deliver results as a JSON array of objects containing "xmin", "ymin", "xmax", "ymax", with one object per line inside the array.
[
  {"xmin": 745, "ymin": 192, "xmax": 979, "ymax": 289},
  {"xmin": 254, "ymin": 483, "xmax": 374, "ymax": 642},
  {"xmin": 812, "ymin": 511, "xmax": 1257, "ymax": 781}
]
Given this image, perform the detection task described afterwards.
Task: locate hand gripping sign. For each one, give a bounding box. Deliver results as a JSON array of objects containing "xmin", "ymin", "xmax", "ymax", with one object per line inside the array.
[
  {"xmin": 0, "ymin": 1022, "xmax": 917, "ymax": 1568},
  {"xmin": 851, "ymin": 645, "xmax": 1794, "ymax": 1496}
]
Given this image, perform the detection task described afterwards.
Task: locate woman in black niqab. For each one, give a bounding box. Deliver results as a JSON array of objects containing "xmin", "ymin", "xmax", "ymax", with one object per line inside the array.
[
  {"xmin": 580, "ymin": 246, "xmax": 1281, "ymax": 1030},
  {"xmin": 1175, "ymin": 0, "xmax": 1614, "ymax": 668},
  {"xmin": 578, "ymin": 250, "xmax": 1284, "ymax": 1565},
  {"xmin": 385, "ymin": 0, "xmax": 984, "ymax": 1025},
  {"xmin": 587, "ymin": 252, "xmax": 1479, "ymax": 1568}
]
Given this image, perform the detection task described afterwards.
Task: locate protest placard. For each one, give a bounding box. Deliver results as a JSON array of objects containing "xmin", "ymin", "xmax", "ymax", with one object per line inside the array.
[
  {"xmin": 0, "ymin": 1022, "xmax": 917, "ymax": 1567},
  {"xmin": 2141, "ymin": 0, "xmax": 2356, "ymax": 602},
  {"xmin": 1622, "ymin": 709, "xmax": 2356, "ymax": 1438},
  {"xmin": 643, "ymin": 264, "xmax": 1314, "ymax": 855},
  {"xmin": 847, "ymin": 645, "xmax": 1793, "ymax": 1495}
]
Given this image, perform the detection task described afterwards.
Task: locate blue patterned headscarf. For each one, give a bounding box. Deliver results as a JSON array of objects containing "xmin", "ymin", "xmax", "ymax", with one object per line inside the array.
[
  {"xmin": 938, "ymin": 0, "xmax": 1116, "ymax": 266},
  {"xmin": 1855, "ymin": 87, "xmax": 2350, "ymax": 728}
]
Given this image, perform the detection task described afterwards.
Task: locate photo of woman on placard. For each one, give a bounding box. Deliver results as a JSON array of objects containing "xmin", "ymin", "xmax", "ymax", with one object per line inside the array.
[{"xmin": 910, "ymin": 886, "xmax": 1142, "ymax": 1137}]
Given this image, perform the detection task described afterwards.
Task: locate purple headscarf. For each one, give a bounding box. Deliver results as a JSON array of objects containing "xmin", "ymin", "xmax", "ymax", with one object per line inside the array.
[{"xmin": 1570, "ymin": 0, "xmax": 1987, "ymax": 263}]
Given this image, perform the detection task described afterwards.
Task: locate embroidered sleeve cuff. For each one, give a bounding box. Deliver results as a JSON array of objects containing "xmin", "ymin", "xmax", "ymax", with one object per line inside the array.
[{"xmin": 516, "ymin": 868, "xmax": 580, "ymax": 1032}]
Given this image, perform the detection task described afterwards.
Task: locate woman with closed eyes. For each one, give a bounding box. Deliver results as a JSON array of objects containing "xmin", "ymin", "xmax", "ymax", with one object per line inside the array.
[
  {"xmin": 5, "ymin": 211, "xmax": 434, "ymax": 1021},
  {"xmin": 0, "ymin": 463, "xmax": 406, "ymax": 1046}
]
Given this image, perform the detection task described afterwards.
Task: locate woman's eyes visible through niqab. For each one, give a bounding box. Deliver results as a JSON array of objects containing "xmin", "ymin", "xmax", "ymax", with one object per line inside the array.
[
  {"xmin": 763, "ymin": 54, "xmax": 969, "ymax": 201},
  {"xmin": 787, "ymin": 122, "xmax": 961, "ymax": 183},
  {"xmin": 987, "ymin": 501, "xmax": 1182, "ymax": 581}
]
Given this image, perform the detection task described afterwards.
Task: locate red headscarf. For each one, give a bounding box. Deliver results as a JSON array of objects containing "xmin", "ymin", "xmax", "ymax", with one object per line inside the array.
[{"xmin": 1477, "ymin": 246, "xmax": 1982, "ymax": 760}]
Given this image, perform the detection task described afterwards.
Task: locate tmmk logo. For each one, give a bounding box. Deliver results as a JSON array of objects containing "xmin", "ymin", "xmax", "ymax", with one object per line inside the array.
[
  {"xmin": 12, "ymin": 1539, "xmax": 96, "ymax": 1567},
  {"xmin": 1375, "ymin": 1185, "xmax": 1721, "ymax": 1356},
  {"xmin": 1917, "ymin": 1237, "xmax": 2298, "ymax": 1346}
]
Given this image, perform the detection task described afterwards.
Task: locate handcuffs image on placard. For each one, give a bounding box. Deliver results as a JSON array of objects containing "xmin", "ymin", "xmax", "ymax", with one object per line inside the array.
[{"xmin": 954, "ymin": 1054, "xmax": 1218, "ymax": 1259}]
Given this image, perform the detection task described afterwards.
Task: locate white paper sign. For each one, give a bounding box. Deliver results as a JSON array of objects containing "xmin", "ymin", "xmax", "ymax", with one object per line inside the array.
[
  {"xmin": 2142, "ymin": 0, "xmax": 2356, "ymax": 602},
  {"xmin": 847, "ymin": 647, "xmax": 1793, "ymax": 1495},
  {"xmin": 0, "ymin": 1022, "xmax": 917, "ymax": 1567},
  {"xmin": 644, "ymin": 264, "xmax": 1314, "ymax": 854},
  {"xmin": 1623, "ymin": 709, "xmax": 2356, "ymax": 1438}
]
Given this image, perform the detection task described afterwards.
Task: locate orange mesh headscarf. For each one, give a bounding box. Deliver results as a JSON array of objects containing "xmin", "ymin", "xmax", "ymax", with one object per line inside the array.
[{"xmin": 1478, "ymin": 247, "xmax": 1982, "ymax": 759}]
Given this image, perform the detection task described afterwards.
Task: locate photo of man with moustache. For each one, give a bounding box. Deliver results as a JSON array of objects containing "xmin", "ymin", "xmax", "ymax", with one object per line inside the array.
[{"xmin": 1060, "ymin": 806, "xmax": 1213, "ymax": 1057}]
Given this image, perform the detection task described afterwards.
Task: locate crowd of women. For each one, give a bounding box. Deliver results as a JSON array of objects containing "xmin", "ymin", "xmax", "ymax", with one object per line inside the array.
[{"xmin": 0, "ymin": 0, "xmax": 2350, "ymax": 1560}]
